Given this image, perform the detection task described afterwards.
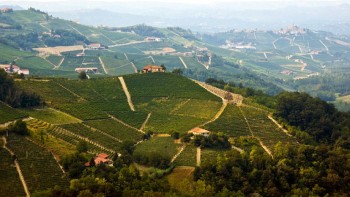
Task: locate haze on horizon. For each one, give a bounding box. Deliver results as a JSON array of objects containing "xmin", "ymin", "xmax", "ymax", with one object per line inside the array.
[{"xmin": 1, "ymin": 0, "xmax": 350, "ymax": 34}]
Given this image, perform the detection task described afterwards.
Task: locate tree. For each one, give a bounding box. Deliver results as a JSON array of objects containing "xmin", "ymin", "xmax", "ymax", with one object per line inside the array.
[
  {"xmin": 78, "ymin": 71, "xmax": 88, "ymax": 80},
  {"xmin": 172, "ymin": 68, "xmax": 183, "ymax": 75},
  {"xmin": 9, "ymin": 120, "xmax": 29, "ymax": 135},
  {"xmin": 172, "ymin": 131, "xmax": 180, "ymax": 139},
  {"xmin": 76, "ymin": 141, "xmax": 88, "ymax": 153},
  {"xmin": 224, "ymin": 91, "xmax": 233, "ymax": 101},
  {"xmin": 160, "ymin": 64, "xmax": 166, "ymax": 71}
]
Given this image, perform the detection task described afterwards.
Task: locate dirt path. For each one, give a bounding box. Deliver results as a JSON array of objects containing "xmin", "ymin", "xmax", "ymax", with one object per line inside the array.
[
  {"xmin": 124, "ymin": 53, "xmax": 129, "ymax": 61},
  {"xmin": 2, "ymin": 137, "xmax": 30, "ymax": 197},
  {"xmin": 131, "ymin": 62, "xmax": 138, "ymax": 73},
  {"xmin": 54, "ymin": 57, "xmax": 65, "ymax": 70},
  {"xmin": 108, "ymin": 114, "xmax": 145, "ymax": 134},
  {"xmin": 192, "ymin": 80, "xmax": 243, "ymax": 105},
  {"xmin": 170, "ymin": 99, "xmax": 191, "ymax": 114},
  {"xmin": 201, "ymin": 101, "xmax": 227, "ymax": 127},
  {"xmin": 232, "ymin": 145, "xmax": 244, "ymax": 153},
  {"xmin": 39, "ymin": 22, "xmax": 50, "ymax": 31},
  {"xmin": 238, "ymin": 107, "xmax": 273, "ymax": 158},
  {"xmin": 140, "ymin": 113, "xmax": 152, "ymax": 131},
  {"xmin": 268, "ymin": 115, "xmax": 293, "ymax": 137},
  {"xmin": 196, "ymin": 147, "xmax": 201, "ymax": 167},
  {"xmin": 149, "ymin": 56, "xmax": 156, "ymax": 64},
  {"xmin": 118, "ymin": 77, "xmax": 135, "ymax": 111},
  {"xmin": 108, "ymin": 40, "xmax": 148, "ymax": 48},
  {"xmin": 69, "ymin": 25, "xmax": 85, "ymax": 37},
  {"xmin": 319, "ymin": 40, "xmax": 329, "ymax": 51},
  {"xmin": 54, "ymin": 82, "xmax": 86, "ymax": 101},
  {"xmin": 25, "ymin": 137, "xmax": 66, "ymax": 174},
  {"xmin": 98, "ymin": 57, "xmax": 108, "ymax": 74},
  {"xmin": 171, "ymin": 144, "xmax": 186, "ymax": 163},
  {"xmin": 178, "ymin": 57, "xmax": 188, "ymax": 69}
]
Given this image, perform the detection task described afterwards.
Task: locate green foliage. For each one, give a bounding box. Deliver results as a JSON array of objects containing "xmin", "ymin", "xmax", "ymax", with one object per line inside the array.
[
  {"xmin": 193, "ymin": 133, "xmax": 231, "ymax": 149},
  {"xmin": 8, "ymin": 119, "xmax": 29, "ymax": 135},
  {"xmin": 275, "ymin": 91, "xmax": 350, "ymax": 143},
  {"xmin": 115, "ymin": 24, "xmax": 165, "ymax": 37},
  {"xmin": 76, "ymin": 141, "xmax": 88, "ymax": 153},
  {"xmin": 0, "ymin": 69, "xmax": 41, "ymax": 108},
  {"xmin": 78, "ymin": 71, "xmax": 87, "ymax": 80},
  {"xmin": 172, "ymin": 68, "xmax": 183, "ymax": 75}
]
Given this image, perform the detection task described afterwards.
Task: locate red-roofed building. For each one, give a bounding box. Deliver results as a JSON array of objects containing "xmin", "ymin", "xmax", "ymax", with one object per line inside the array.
[
  {"xmin": 189, "ymin": 127, "xmax": 210, "ymax": 137},
  {"xmin": 85, "ymin": 153, "xmax": 112, "ymax": 167},
  {"xmin": 142, "ymin": 65, "xmax": 165, "ymax": 73}
]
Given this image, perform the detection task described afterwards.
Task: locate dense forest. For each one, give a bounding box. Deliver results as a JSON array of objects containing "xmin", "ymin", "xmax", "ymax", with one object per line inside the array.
[{"xmin": 111, "ymin": 24, "xmax": 165, "ymax": 38}]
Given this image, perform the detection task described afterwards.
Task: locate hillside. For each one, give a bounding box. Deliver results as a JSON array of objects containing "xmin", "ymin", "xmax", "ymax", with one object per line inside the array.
[{"xmin": 1, "ymin": 70, "xmax": 350, "ymax": 196}]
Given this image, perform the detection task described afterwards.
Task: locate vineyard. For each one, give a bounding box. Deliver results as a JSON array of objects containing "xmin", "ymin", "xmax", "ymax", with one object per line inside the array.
[
  {"xmin": 0, "ymin": 102, "xmax": 28, "ymax": 124},
  {"xmin": 0, "ymin": 143, "xmax": 26, "ymax": 197},
  {"xmin": 6, "ymin": 133, "xmax": 69, "ymax": 193},
  {"xmin": 174, "ymin": 145, "xmax": 197, "ymax": 166},
  {"xmin": 204, "ymin": 104, "xmax": 251, "ymax": 137},
  {"xmin": 239, "ymin": 106, "xmax": 298, "ymax": 152},
  {"xmin": 25, "ymin": 108, "xmax": 81, "ymax": 125},
  {"xmin": 84, "ymin": 119, "xmax": 143, "ymax": 143}
]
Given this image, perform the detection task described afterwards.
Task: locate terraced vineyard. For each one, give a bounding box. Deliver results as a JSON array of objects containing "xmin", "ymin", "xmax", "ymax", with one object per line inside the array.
[
  {"xmin": 84, "ymin": 119, "xmax": 143, "ymax": 143},
  {"xmin": 6, "ymin": 133, "xmax": 69, "ymax": 193},
  {"xmin": 26, "ymin": 119, "xmax": 107, "ymax": 154},
  {"xmin": 0, "ymin": 102, "xmax": 28, "ymax": 124},
  {"xmin": 239, "ymin": 106, "xmax": 298, "ymax": 152},
  {"xmin": 0, "ymin": 142, "xmax": 26, "ymax": 197},
  {"xmin": 60, "ymin": 123, "xmax": 121, "ymax": 151},
  {"xmin": 24, "ymin": 108, "xmax": 81, "ymax": 125},
  {"xmin": 204, "ymin": 104, "xmax": 251, "ymax": 137}
]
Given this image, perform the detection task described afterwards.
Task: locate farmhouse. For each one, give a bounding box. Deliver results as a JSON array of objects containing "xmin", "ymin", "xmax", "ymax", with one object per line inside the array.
[
  {"xmin": 0, "ymin": 64, "xmax": 29, "ymax": 75},
  {"xmin": 85, "ymin": 153, "xmax": 112, "ymax": 167},
  {"xmin": 86, "ymin": 43, "xmax": 104, "ymax": 50},
  {"xmin": 189, "ymin": 127, "xmax": 210, "ymax": 137},
  {"xmin": 75, "ymin": 67, "xmax": 98, "ymax": 74},
  {"xmin": 142, "ymin": 65, "xmax": 165, "ymax": 73},
  {"xmin": 145, "ymin": 37, "xmax": 161, "ymax": 42}
]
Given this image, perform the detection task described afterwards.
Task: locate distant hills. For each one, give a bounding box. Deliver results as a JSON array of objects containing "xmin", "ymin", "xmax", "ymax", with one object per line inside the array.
[{"xmin": 0, "ymin": 8, "xmax": 350, "ymax": 111}]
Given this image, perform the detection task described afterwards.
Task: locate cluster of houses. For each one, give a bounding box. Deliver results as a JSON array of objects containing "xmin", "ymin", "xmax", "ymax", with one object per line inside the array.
[
  {"xmin": 0, "ymin": 64, "xmax": 29, "ymax": 75},
  {"xmin": 142, "ymin": 65, "xmax": 165, "ymax": 73},
  {"xmin": 276, "ymin": 25, "xmax": 306, "ymax": 36},
  {"xmin": 86, "ymin": 43, "xmax": 105, "ymax": 50}
]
